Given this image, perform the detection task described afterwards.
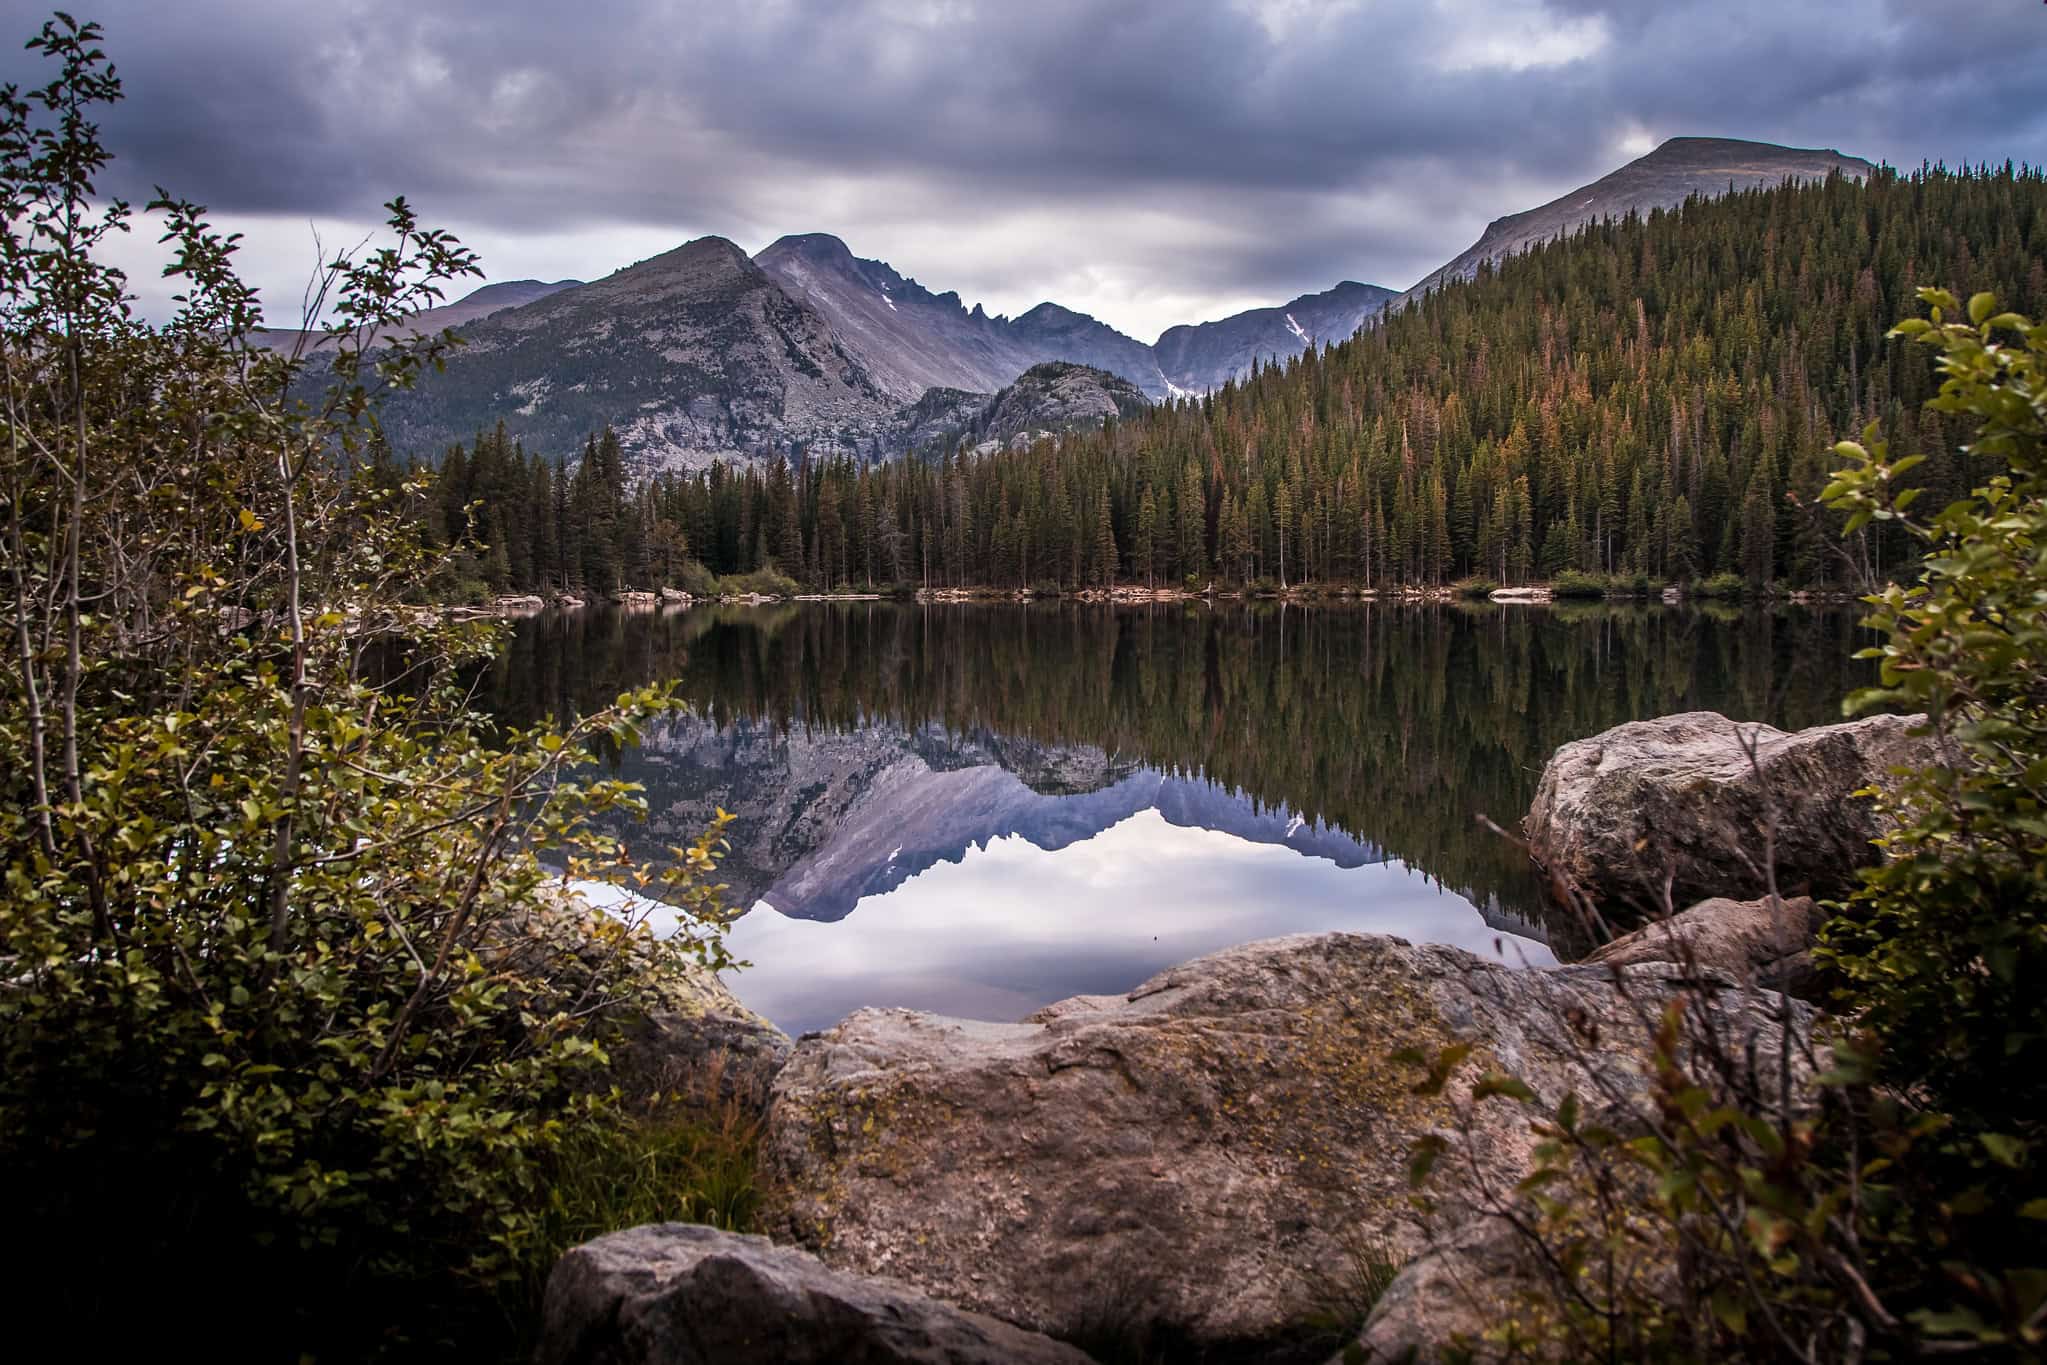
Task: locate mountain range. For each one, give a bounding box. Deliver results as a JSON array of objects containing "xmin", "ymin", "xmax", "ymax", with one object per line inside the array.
[{"xmin": 317, "ymin": 136, "xmax": 1872, "ymax": 473}]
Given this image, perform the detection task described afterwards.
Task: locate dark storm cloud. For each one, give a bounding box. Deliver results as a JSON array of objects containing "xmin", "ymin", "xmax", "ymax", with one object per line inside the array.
[{"xmin": 7, "ymin": 0, "xmax": 2042, "ymax": 337}]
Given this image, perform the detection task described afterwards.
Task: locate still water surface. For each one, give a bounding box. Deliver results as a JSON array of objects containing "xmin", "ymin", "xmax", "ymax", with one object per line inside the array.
[{"xmin": 486, "ymin": 601, "xmax": 1868, "ymax": 1034}]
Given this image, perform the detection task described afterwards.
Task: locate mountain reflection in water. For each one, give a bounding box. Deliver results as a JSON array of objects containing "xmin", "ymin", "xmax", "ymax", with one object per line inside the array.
[{"xmin": 489, "ymin": 601, "xmax": 1868, "ymax": 1033}]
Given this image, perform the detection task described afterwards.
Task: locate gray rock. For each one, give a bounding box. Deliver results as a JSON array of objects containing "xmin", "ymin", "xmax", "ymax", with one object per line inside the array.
[
  {"xmin": 614, "ymin": 983, "xmax": 792, "ymax": 1118},
  {"xmin": 1349, "ymin": 956, "xmax": 1819, "ymax": 1364},
  {"xmin": 1345, "ymin": 1209, "xmax": 1532, "ymax": 1363},
  {"xmin": 1525, "ymin": 711, "xmax": 1932, "ymax": 922},
  {"xmin": 1345, "ymin": 1191, "xmax": 1680, "ymax": 1365},
  {"xmin": 759, "ymin": 932, "xmax": 1813, "ymax": 1355},
  {"xmin": 1582, "ymin": 894, "xmax": 1825, "ymax": 998},
  {"xmin": 539, "ymin": 1222, "xmax": 1095, "ymax": 1365}
]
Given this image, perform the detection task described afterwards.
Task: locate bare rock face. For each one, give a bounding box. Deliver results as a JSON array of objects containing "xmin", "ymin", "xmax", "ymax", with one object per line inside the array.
[
  {"xmin": 1582, "ymin": 894, "xmax": 1825, "ymax": 998},
  {"xmin": 1345, "ymin": 1208, "xmax": 1533, "ymax": 1363},
  {"xmin": 1524, "ymin": 711, "xmax": 1932, "ymax": 921},
  {"xmin": 614, "ymin": 977, "xmax": 792, "ymax": 1118},
  {"xmin": 1154, "ymin": 280, "xmax": 1397, "ymax": 396},
  {"xmin": 758, "ymin": 932, "xmax": 1813, "ymax": 1356},
  {"xmin": 538, "ymin": 1223, "xmax": 1095, "ymax": 1365}
]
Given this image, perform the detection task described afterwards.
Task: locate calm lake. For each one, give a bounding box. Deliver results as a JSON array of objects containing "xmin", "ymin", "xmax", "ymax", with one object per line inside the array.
[{"xmin": 485, "ymin": 601, "xmax": 1870, "ymax": 1034}]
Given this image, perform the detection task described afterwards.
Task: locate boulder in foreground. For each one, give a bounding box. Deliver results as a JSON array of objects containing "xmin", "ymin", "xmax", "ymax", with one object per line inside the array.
[
  {"xmin": 1524, "ymin": 711, "xmax": 1932, "ymax": 920},
  {"xmin": 538, "ymin": 1222, "xmax": 1095, "ymax": 1365},
  {"xmin": 759, "ymin": 933, "xmax": 1812, "ymax": 1356}
]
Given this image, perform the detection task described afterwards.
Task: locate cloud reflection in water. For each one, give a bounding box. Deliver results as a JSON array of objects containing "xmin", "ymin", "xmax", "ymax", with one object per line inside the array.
[{"xmin": 678, "ymin": 807, "xmax": 1553, "ymax": 1035}]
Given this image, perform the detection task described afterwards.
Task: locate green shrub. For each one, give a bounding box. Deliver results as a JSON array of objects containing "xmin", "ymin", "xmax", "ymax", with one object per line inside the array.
[
  {"xmin": 1550, "ymin": 569, "xmax": 1609, "ymax": 598},
  {"xmin": 676, "ymin": 558, "xmax": 720, "ymax": 597},
  {"xmin": 1816, "ymin": 289, "xmax": 2047, "ymax": 1347},
  {"xmin": 0, "ymin": 24, "xmax": 733, "ymax": 1358},
  {"xmin": 1452, "ymin": 576, "xmax": 1500, "ymax": 599},
  {"xmin": 717, "ymin": 566, "xmax": 800, "ymax": 598},
  {"xmin": 1693, "ymin": 571, "xmax": 1747, "ymax": 599}
]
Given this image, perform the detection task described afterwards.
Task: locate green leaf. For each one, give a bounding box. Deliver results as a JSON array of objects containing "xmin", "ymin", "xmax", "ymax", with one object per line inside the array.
[
  {"xmin": 1980, "ymin": 1133, "xmax": 2026, "ymax": 1169},
  {"xmin": 1712, "ymin": 1289, "xmax": 1749, "ymax": 1337},
  {"xmin": 1408, "ymin": 1134, "xmax": 1448, "ymax": 1189},
  {"xmin": 1471, "ymin": 1072, "xmax": 1537, "ymax": 1104}
]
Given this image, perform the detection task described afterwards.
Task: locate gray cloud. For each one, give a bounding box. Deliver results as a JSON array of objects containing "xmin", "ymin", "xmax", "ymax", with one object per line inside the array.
[{"xmin": 6, "ymin": 0, "xmax": 2042, "ymax": 339}]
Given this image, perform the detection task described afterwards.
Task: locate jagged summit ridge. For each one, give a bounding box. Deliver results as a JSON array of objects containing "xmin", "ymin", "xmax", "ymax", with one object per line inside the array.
[{"xmin": 756, "ymin": 233, "xmax": 1174, "ymax": 402}]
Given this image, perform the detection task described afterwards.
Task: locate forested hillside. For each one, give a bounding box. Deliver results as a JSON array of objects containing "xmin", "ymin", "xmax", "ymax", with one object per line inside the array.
[{"xmin": 429, "ymin": 164, "xmax": 2046, "ymax": 596}]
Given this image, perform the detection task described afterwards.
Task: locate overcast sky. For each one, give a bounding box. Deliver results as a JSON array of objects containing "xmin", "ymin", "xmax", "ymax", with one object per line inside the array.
[{"xmin": 11, "ymin": 0, "xmax": 2044, "ymax": 342}]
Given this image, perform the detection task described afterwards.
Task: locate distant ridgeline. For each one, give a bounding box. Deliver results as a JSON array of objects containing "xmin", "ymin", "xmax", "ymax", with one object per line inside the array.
[{"xmin": 413, "ymin": 163, "xmax": 2044, "ymax": 596}]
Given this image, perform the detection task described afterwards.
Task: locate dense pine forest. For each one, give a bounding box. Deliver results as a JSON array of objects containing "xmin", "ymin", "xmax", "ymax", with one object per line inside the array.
[{"xmin": 422, "ymin": 163, "xmax": 2045, "ymax": 597}]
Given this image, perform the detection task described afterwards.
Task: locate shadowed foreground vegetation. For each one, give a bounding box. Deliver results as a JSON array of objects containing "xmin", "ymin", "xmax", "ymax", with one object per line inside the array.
[{"xmin": 0, "ymin": 22, "xmax": 742, "ymax": 1359}]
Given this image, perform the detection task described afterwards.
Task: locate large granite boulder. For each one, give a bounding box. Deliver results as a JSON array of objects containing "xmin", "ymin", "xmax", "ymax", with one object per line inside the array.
[
  {"xmin": 1525, "ymin": 711, "xmax": 1932, "ymax": 921},
  {"xmin": 1582, "ymin": 894, "xmax": 1825, "ymax": 998},
  {"xmin": 759, "ymin": 933, "xmax": 1812, "ymax": 1357},
  {"xmin": 539, "ymin": 1222, "xmax": 1095, "ymax": 1365},
  {"xmin": 613, "ymin": 975, "xmax": 792, "ymax": 1118}
]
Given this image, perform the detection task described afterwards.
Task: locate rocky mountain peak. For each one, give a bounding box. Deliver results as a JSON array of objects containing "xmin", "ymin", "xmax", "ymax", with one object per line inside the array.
[
  {"xmin": 964, "ymin": 362, "xmax": 1150, "ymax": 454},
  {"xmin": 366, "ymin": 230, "xmax": 897, "ymax": 475},
  {"xmin": 1637, "ymin": 134, "xmax": 1865, "ymax": 170},
  {"xmin": 761, "ymin": 231, "xmax": 857, "ymax": 264},
  {"xmin": 1017, "ymin": 301, "xmax": 1075, "ymax": 324},
  {"xmin": 619, "ymin": 234, "xmax": 754, "ymax": 281}
]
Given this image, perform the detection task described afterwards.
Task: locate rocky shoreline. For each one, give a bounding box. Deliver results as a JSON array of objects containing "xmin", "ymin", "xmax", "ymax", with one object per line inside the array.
[{"xmin": 538, "ymin": 708, "xmax": 1922, "ymax": 1363}]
